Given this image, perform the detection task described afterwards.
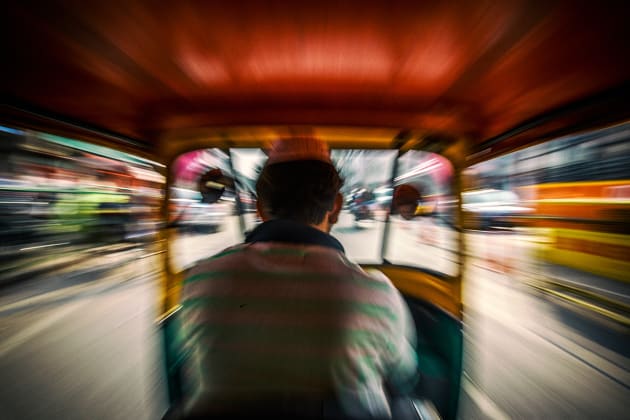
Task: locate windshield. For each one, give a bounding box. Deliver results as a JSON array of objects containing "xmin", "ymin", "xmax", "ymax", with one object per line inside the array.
[{"xmin": 169, "ymin": 147, "xmax": 458, "ymax": 277}]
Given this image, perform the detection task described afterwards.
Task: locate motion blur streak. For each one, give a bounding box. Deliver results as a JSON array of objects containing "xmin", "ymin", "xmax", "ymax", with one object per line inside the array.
[
  {"xmin": 0, "ymin": 123, "xmax": 628, "ymax": 418},
  {"xmin": 459, "ymin": 123, "xmax": 629, "ymax": 418},
  {"xmin": 0, "ymin": 127, "xmax": 168, "ymax": 419}
]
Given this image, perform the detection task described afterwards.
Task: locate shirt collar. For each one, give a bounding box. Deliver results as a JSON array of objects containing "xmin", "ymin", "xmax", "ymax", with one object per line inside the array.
[{"xmin": 245, "ymin": 219, "xmax": 345, "ymax": 253}]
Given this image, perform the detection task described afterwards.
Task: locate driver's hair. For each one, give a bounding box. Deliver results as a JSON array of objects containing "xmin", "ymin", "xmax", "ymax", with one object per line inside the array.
[{"xmin": 256, "ymin": 160, "xmax": 344, "ymax": 225}]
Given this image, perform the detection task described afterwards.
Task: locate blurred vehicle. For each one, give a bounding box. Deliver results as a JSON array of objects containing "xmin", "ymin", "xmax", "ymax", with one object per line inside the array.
[
  {"xmin": 348, "ymin": 188, "xmax": 376, "ymax": 223},
  {"xmin": 374, "ymin": 186, "xmax": 393, "ymax": 211},
  {"xmin": 171, "ymin": 187, "xmax": 228, "ymax": 234},
  {"xmin": 177, "ymin": 202, "xmax": 229, "ymax": 234},
  {"xmin": 238, "ymin": 192, "xmax": 258, "ymax": 213},
  {"xmin": 518, "ymin": 180, "xmax": 630, "ymax": 282},
  {"xmin": 462, "ymin": 189, "xmax": 533, "ymax": 230}
]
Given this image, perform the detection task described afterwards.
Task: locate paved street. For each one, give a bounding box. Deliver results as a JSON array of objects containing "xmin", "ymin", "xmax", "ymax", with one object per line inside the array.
[
  {"xmin": 459, "ymin": 261, "xmax": 628, "ymax": 419},
  {"xmin": 0, "ymin": 252, "xmax": 168, "ymax": 420}
]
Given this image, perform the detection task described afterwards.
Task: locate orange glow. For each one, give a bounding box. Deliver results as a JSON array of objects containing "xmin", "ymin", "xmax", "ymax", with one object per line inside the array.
[
  {"xmin": 244, "ymin": 31, "xmax": 393, "ymax": 84},
  {"xmin": 176, "ymin": 51, "xmax": 231, "ymax": 87}
]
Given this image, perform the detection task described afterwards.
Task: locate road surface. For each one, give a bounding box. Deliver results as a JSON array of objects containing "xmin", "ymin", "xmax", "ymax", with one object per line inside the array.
[{"xmin": 0, "ymin": 249, "xmax": 168, "ymax": 420}]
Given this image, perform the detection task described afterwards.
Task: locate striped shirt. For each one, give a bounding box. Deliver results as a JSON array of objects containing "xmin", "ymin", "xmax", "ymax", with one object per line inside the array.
[{"xmin": 178, "ymin": 220, "xmax": 418, "ymax": 418}]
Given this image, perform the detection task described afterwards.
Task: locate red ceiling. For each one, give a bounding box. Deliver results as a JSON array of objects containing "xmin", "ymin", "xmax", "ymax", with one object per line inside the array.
[{"xmin": 2, "ymin": 1, "xmax": 629, "ymax": 144}]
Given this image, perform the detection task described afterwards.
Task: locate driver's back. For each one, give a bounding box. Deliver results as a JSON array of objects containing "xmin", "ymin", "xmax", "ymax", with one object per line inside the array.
[{"xmin": 177, "ymin": 233, "xmax": 418, "ymax": 419}]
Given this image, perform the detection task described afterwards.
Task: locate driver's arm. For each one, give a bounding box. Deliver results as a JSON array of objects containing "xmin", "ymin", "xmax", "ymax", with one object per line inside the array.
[
  {"xmin": 365, "ymin": 269, "xmax": 419, "ymax": 395},
  {"xmin": 386, "ymin": 288, "xmax": 419, "ymax": 396}
]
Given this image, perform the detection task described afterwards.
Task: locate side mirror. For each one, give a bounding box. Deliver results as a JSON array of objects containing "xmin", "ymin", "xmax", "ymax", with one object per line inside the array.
[
  {"xmin": 198, "ymin": 169, "xmax": 234, "ymax": 204},
  {"xmin": 392, "ymin": 184, "xmax": 422, "ymax": 220}
]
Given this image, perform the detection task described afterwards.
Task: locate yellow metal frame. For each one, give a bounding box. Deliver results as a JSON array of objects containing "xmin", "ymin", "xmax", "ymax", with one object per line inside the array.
[{"xmin": 157, "ymin": 127, "xmax": 468, "ymax": 320}]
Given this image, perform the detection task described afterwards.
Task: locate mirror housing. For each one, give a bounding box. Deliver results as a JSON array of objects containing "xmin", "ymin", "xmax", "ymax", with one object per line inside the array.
[
  {"xmin": 392, "ymin": 184, "xmax": 422, "ymax": 220},
  {"xmin": 198, "ymin": 169, "xmax": 233, "ymax": 204}
]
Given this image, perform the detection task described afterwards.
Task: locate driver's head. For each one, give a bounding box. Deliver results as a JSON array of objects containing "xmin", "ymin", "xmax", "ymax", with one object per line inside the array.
[{"xmin": 256, "ymin": 137, "xmax": 344, "ymax": 229}]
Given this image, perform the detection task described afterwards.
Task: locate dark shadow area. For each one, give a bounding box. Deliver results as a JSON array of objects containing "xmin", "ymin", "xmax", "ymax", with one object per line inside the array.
[
  {"xmin": 402, "ymin": 295, "xmax": 463, "ymax": 420},
  {"xmin": 546, "ymin": 297, "xmax": 630, "ymax": 359}
]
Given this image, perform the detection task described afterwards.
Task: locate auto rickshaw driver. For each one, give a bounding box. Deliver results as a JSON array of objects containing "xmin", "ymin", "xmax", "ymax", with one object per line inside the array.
[{"xmin": 172, "ymin": 137, "xmax": 420, "ymax": 419}]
